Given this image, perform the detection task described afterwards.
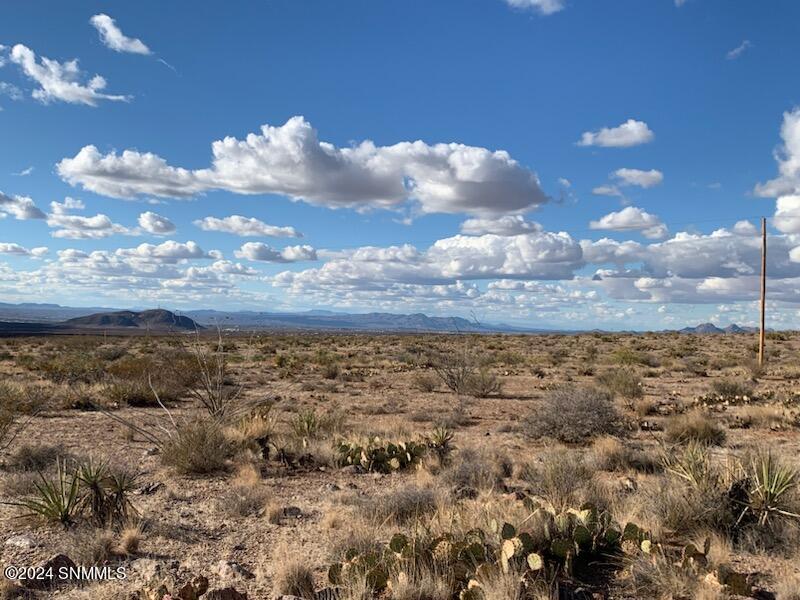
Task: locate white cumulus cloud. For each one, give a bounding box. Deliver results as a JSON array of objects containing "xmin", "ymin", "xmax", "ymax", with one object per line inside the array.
[
  {"xmin": 590, "ymin": 206, "xmax": 667, "ymax": 239},
  {"xmin": 460, "ymin": 215, "xmax": 542, "ymax": 236},
  {"xmin": 90, "ymin": 14, "xmax": 151, "ymax": 55},
  {"xmin": 194, "ymin": 215, "xmax": 301, "ymax": 238},
  {"xmin": 235, "ymin": 242, "xmax": 317, "ymax": 263},
  {"xmin": 0, "ymin": 243, "xmax": 48, "ymax": 257},
  {"xmin": 0, "ymin": 191, "xmax": 46, "ymax": 220},
  {"xmin": 138, "ymin": 211, "xmax": 176, "ymax": 235},
  {"xmin": 613, "ymin": 168, "xmax": 664, "ymax": 188},
  {"xmin": 46, "ymin": 199, "xmax": 131, "ymax": 239},
  {"xmin": 56, "ymin": 116, "xmax": 548, "ymax": 216},
  {"xmin": 578, "ymin": 119, "xmax": 655, "ymax": 148},
  {"xmin": 9, "ymin": 44, "xmax": 130, "ymax": 106},
  {"xmin": 504, "ymin": 0, "xmax": 566, "ymax": 15}
]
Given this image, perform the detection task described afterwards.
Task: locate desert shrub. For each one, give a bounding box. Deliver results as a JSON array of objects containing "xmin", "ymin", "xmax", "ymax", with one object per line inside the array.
[
  {"xmin": 620, "ymin": 550, "xmax": 719, "ymax": 599},
  {"xmin": 291, "ymin": 406, "xmax": 346, "ymax": 441},
  {"xmin": 665, "ymin": 412, "xmax": 726, "ymax": 446},
  {"xmin": 411, "ymin": 372, "xmax": 438, "ymax": 393},
  {"xmin": 32, "ymin": 353, "xmax": 105, "ymax": 384},
  {"xmin": 743, "ymin": 358, "xmax": 765, "ymax": 380},
  {"xmin": 589, "ymin": 436, "xmax": 660, "ymax": 473},
  {"xmin": 106, "ymin": 351, "xmax": 200, "ymax": 404},
  {"xmin": 611, "ymin": 347, "xmax": 646, "ymax": 366},
  {"xmin": 596, "ymin": 369, "xmax": 643, "ymax": 400},
  {"xmin": 273, "ymin": 558, "xmax": 316, "ymax": 599},
  {"xmin": 442, "ymin": 446, "xmax": 511, "ymax": 492},
  {"xmin": 321, "ymin": 362, "xmax": 340, "ymax": 380},
  {"xmin": 491, "ymin": 350, "xmax": 525, "ymax": 366},
  {"xmin": 519, "ymin": 448, "xmax": 591, "ymax": 511},
  {"xmin": 679, "ymin": 356, "xmax": 708, "ymax": 377},
  {"xmin": 430, "ymin": 349, "xmax": 480, "ymax": 395},
  {"xmin": 106, "ymin": 379, "xmax": 160, "ymax": 407},
  {"xmin": 0, "ymin": 381, "xmax": 51, "ymax": 415},
  {"xmin": 61, "ymin": 383, "xmax": 103, "ymax": 410},
  {"xmin": 362, "ymin": 486, "xmax": 439, "ymax": 524},
  {"xmin": 710, "ymin": 378, "xmax": 754, "ymax": 401},
  {"xmin": 632, "ymin": 398, "xmax": 657, "ymax": 418},
  {"xmin": 95, "ymin": 346, "xmax": 127, "ymax": 362},
  {"xmin": 546, "ymin": 347, "xmax": 568, "ymax": 366},
  {"xmin": 161, "ymin": 419, "xmax": 234, "ymax": 474},
  {"xmin": 8, "ymin": 443, "xmax": 65, "ymax": 472},
  {"xmin": 462, "ymin": 368, "xmax": 503, "ymax": 397},
  {"xmin": 523, "ymin": 385, "xmax": 620, "ymax": 444}
]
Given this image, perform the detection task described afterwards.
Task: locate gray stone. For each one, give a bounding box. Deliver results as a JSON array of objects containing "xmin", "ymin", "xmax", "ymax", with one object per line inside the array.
[
  {"xmin": 4, "ymin": 534, "xmax": 37, "ymax": 549},
  {"xmin": 216, "ymin": 560, "xmax": 255, "ymax": 580}
]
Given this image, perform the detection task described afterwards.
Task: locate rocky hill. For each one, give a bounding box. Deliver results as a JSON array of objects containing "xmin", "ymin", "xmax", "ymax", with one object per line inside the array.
[{"xmin": 65, "ymin": 309, "xmax": 200, "ymax": 331}]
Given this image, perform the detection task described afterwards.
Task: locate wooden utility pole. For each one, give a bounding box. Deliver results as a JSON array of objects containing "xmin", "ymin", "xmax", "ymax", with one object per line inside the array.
[{"xmin": 758, "ymin": 217, "xmax": 767, "ymax": 366}]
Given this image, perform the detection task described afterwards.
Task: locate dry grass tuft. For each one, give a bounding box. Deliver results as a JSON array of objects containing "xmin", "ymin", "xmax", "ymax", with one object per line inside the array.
[
  {"xmin": 665, "ymin": 412, "xmax": 726, "ymax": 446},
  {"xmin": 218, "ymin": 463, "xmax": 268, "ymax": 517},
  {"xmin": 161, "ymin": 418, "xmax": 234, "ymax": 474},
  {"xmin": 272, "ymin": 551, "xmax": 316, "ymax": 599}
]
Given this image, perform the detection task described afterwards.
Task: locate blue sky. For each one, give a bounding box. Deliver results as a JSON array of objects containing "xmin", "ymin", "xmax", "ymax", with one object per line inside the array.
[{"xmin": 2, "ymin": 0, "xmax": 800, "ymax": 329}]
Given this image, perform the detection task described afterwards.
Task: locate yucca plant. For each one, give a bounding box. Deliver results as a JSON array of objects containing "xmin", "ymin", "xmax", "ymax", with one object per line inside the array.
[
  {"xmin": 426, "ymin": 426, "xmax": 455, "ymax": 464},
  {"xmin": 77, "ymin": 458, "xmax": 109, "ymax": 525},
  {"xmin": 663, "ymin": 441, "xmax": 719, "ymax": 489},
  {"xmin": 10, "ymin": 459, "xmax": 82, "ymax": 527},
  {"xmin": 104, "ymin": 467, "xmax": 139, "ymax": 526},
  {"xmin": 291, "ymin": 409, "xmax": 323, "ymax": 442},
  {"xmin": 741, "ymin": 451, "xmax": 800, "ymax": 527}
]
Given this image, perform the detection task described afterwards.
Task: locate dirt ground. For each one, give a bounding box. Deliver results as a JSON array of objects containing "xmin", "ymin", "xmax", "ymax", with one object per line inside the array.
[{"xmin": 0, "ymin": 332, "xmax": 798, "ymax": 599}]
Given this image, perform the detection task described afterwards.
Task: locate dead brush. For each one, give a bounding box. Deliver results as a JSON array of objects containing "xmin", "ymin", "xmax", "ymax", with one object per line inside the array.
[{"xmin": 186, "ymin": 331, "xmax": 245, "ymax": 419}]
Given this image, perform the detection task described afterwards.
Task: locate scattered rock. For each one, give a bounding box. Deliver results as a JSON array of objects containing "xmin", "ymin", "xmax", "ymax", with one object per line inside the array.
[
  {"xmin": 454, "ymin": 486, "xmax": 479, "ymax": 500},
  {"xmin": 130, "ymin": 558, "xmax": 163, "ymax": 582},
  {"xmin": 5, "ymin": 534, "xmax": 37, "ymax": 550},
  {"xmin": 176, "ymin": 580, "xmax": 204, "ymax": 600},
  {"xmin": 192, "ymin": 575, "xmax": 209, "ymax": 596},
  {"xmin": 639, "ymin": 420, "xmax": 663, "ymax": 432},
  {"xmin": 216, "ymin": 560, "xmax": 255, "ymax": 580},
  {"xmin": 205, "ymin": 587, "xmax": 248, "ymax": 600},
  {"xmin": 282, "ymin": 506, "xmax": 302, "ymax": 518},
  {"xmin": 139, "ymin": 481, "xmax": 165, "ymax": 495},
  {"xmin": 22, "ymin": 554, "xmax": 76, "ymax": 590},
  {"xmin": 340, "ymin": 465, "xmax": 363, "ymax": 475}
]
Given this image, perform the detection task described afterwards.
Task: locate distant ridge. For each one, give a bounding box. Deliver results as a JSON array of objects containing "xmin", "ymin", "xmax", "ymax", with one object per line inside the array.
[
  {"xmin": 65, "ymin": 309, "xmax": 200, "ymax": 331},
  {"xmin": 678, "ymin": 322, "xmax": 757, "ymax": 334},
  {"xmin": 0, "ymin": 302, "xmax": 769, "ymax": 335},
  {"xmin": 183, "ymin": 310, "xmax": 501, "ymax": 332}
]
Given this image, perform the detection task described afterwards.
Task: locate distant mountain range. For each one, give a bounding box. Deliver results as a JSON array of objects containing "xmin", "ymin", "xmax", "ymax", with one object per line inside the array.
[
  {"xmin": 678, "ymin": 322, "xmax": 759, "ymax": 334},
  {"xmin": 0, "ymin": 302, "xmax": 765, "ymax": 334}
]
